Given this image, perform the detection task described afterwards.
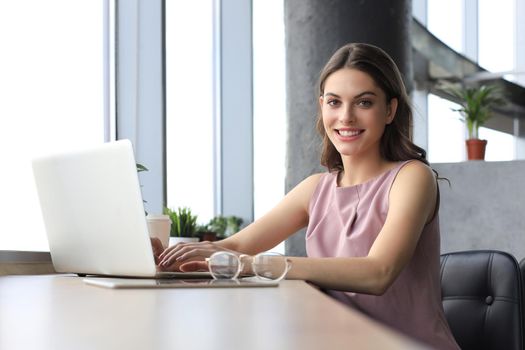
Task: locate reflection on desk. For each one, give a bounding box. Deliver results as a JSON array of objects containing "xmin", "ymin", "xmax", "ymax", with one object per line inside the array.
[
  {"xmin": 83, "ymin": 277, "xmax": 279, "ymax": 289},
  {"xmin": 0, "ymin": 275, "xmax": 429, "ymax": 350}
]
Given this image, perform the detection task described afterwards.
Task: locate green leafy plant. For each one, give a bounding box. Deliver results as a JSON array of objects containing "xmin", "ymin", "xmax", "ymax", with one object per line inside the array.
[
  {"xmin": 136, "ymin": 163, "xmax": 149, "ymax": 173},
  {"xmin": 207, "ymin": 216, "xmax": 228, "ymax": 237},
  {"xmin": 136, "ymin": 163, "xmax": 148, "ymax": 215},
  {"xmin": 195, "ymin": 222, "xmax": 218, "ymax": 242},
  {"xmin": 163, "ymin": 207, "xmax": 198, "ymax": 238},
  {"xmin": 446, "ymin": 84, "xmax": 505, "ymax": 139},
  {"xmin": 196, "ymin": 223, "xmax": 210, "ymax": 232},
  {"xmin": 226, "ymin": 216, "xmax": 243, "ymax": 235},
  {"xmin": 207, "ymin": 215, "xmax": 244, "ymax": 239}
]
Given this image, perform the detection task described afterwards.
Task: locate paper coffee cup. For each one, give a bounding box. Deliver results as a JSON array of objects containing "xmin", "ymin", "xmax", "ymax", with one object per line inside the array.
[{"xmin": 146, "ymin": 214, "xmax": 171, "ymax": 249}]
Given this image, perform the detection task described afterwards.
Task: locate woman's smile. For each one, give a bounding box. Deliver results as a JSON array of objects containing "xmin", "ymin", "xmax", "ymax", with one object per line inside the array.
[
  {"xmin": 335, "ymin": 127, "xmax": 365, "ymax": 140},
  {"xmin": 320, "ymin": 68, "xmax": 395, "ymax": 158}
]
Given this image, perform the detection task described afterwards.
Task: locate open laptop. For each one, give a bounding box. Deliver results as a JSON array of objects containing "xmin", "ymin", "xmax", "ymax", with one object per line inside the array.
[{"xmin": 31, "ymin": 139, "xmax": 209, "ymax": 279}]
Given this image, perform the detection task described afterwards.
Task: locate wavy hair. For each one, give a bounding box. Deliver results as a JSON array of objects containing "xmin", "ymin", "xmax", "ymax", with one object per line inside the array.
[{"xmin": 316, "ymin": 43, "xmax": 428, "ymax": 171}]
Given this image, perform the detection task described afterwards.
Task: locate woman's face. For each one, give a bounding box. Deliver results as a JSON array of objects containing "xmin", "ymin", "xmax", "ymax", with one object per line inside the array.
[{"xmin": 319, "ymin": 68, "xmax": 397, "ymax": 160}]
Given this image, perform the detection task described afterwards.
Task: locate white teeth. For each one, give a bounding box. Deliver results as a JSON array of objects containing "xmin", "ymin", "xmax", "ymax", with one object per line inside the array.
[{"xmin": 338, "ymin": 130, "xmax": 361, "ymax": 137}]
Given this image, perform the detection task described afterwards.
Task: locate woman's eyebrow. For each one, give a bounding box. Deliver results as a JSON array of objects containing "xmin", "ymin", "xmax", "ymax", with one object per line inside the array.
[
  {"xmin": 354, "ymin": 91, "xmax": 377, "ymax": 98},
  {"xmin": 324, "ymin": 91, "xmax": 377, "ymax": 98}
]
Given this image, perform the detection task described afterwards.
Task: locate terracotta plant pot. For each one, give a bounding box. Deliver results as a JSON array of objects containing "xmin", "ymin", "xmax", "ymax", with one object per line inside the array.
[
  {"xmin": 198, "ymin": 231, "xmax": 218, "ymax": 242},
  {"xmin": 466, "ymin": 139, "xmax": 487, "ymax": 160}
]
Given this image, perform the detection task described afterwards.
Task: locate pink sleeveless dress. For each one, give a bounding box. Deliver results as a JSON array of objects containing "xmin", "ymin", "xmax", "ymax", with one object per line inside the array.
[{"xmin": 305, "ymin": 161, "xmax": 460, "ymax": 349}]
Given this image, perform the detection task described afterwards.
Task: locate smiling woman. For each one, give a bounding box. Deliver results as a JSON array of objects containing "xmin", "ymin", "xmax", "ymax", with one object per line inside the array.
[
  {"xmin": 155, "ymin": 43, "xmax": 460, "ymax": 349},
  {"xmin": 315, "ymin": 44, "xmax": 427, "ymax": 175},
  {"xmin": 319, "ymin": 68, "xmax": 397, "ymax": 165},
  {"xmin": 0, "ymin": 1, "xmax": 105, "ymax": 251}
]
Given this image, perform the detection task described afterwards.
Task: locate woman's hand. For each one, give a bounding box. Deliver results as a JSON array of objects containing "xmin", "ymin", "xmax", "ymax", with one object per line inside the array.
[
  {"xmin": 150, "ymin": 237, "xmax": 165, "ymax": 264},
  {"xmin": 157, "ymin": 241, "xmax": 239, "ymax": 272}
]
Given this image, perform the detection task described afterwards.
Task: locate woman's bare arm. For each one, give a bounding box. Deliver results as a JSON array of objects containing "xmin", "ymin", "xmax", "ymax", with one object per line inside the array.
[
  {"xmin": 285, "ymin": 161, "xmax": 437, "ymax": 295},
  {"xmin": 161, "ymin": 162, "xmax": 437, "ymax": 296},
  {"xmin": 157, "ymin": 174, "xmax": 323, "ymax": 269}
]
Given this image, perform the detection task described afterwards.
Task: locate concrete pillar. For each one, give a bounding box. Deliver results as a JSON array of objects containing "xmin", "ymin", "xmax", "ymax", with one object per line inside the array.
[{"xmin": 284, "ymin": 0, "xmax": 413, "ymax": 256}]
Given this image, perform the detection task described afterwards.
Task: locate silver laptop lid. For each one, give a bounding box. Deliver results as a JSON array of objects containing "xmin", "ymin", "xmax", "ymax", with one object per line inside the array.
[{"xmin": 32, "ymin": 139, "xmax": 157, "ymax": 277}]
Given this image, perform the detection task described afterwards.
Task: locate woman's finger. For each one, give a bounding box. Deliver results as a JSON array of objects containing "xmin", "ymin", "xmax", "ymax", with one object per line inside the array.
[
  {"xmin": 176, "ymin": 248, "xmax": 216, "ymax": 263},
  {"xmin": 158, "ymin": 242, "xmax": 187, "ymax": 260},
  {"xmin": 179, "ymin": 261, "xmax": 208, "ymax": 272},
  {"xmin": 159, "ymin": 241, "xmax": 211, "ymax": 260},
  {"xmin": 159, "ymin": 242, "xmax": 216, "ymax": 265},
  {"xmin": 160, "ymin": 247, "xmax": 209, "ymax": 267},
  {"xmin": 157, "ymin": 259, "xmax": 183, "ymax": 272},
  {"xmin": 150, "ymin": 237, "xmax": 165, "ymax": 263}
]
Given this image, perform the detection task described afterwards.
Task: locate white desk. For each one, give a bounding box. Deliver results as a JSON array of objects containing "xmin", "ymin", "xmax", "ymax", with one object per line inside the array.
[{"xmin": 0, "ymin": 275, "xmax": 428, "ymax": 350}]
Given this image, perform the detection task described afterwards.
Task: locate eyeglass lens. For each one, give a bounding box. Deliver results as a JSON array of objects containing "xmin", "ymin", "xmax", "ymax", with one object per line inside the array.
[
  {"xmin": 252, "ymin": 253, "xmax": 289, "ymax": 281},
  {"xmin": 208, "ymin": 251, "xmax": 291, "ymax": 281},
  {"xmin": 208, "ymin": 252, "xmax": 241, "ymax": 279}
]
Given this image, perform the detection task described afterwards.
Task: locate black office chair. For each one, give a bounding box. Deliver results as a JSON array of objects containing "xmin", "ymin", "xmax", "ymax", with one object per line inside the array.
[
  {"xmin": 440, "ymin": 250, "xmax": 524, "ymax": 350},
  {"xmin": 519, "ymin": 257, "xmax": 525, "ymax": 350},
  {"xmin": 520, "ymin": 258, "xmax": 525, "ymax": 287}
]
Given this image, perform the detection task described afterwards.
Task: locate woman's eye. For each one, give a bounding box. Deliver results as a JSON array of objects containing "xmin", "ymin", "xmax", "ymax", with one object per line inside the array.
[
  {"xmin": 357, "ymin": 100, "xmax": 372, "ymax": 107},
  {"xmin": 327, "ymin": 99, "xmax": 340, "ymax": 107}
]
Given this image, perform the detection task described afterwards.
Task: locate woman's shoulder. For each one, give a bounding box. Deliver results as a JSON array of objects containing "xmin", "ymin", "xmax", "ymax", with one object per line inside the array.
[
  {"xmin": 390, "ymin": 160, "xmax": 439, "ymax": 223},
  {"xmin": 282, "ymin": 173, "xmax": 329, "ymax": 214},
  {"xmin": 305, "ymin": 171, "xmax": 341, "ymax": 187},
  {"xmin": 291, "ymin": 172, "xmax": 332, "ymax": 198},
  {"xmin": 299, "ymin": 172, "xmax": 328, "ymax": 190},
  {"xmin": 397, "ymin": 160, "xmax": 435, "ymax": 181},
  {"xmin": 393, "ymin": 160, "xmax": 437, "ymax": 195}
]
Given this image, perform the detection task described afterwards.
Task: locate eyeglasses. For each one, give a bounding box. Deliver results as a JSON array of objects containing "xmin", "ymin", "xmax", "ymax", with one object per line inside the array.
[{"xmin": 206, "ymin": 251, "xmax": 292, "ymax": 282}]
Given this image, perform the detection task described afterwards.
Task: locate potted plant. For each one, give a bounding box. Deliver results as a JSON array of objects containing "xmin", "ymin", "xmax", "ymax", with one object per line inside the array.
[
  {"xmin": 163, "ymin": 207, "xmax": 199, "ymax": 245},
  {"xmin": 447, "ymin": 84, "xmax": 505, "ymax": 160},
  {"xmin": 195, "ymin": 223, "xmax": 217, "ymax": 242},
  {"xmin": 225, "ymin": 216, "xmax": 243, "ymax": 237},
  {"xmin": 207, "ymin": 216, "xmax": 228, "ymax": 239},
  {"xmin": 207, "ymin": 215, "xmax": 244, "ymax": 240},
  {"xmin": 136, "ymin": 163, "xmax": 149, "ymax": 214}
]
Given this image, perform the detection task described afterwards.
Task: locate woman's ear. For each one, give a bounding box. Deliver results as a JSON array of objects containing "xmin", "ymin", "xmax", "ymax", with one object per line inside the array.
[
  {"xmin": 319, "ymin": 95, "xmax": 324, "ymax": 108},
  {"xmin": 386, "ymin": 98, "xmax": 398, "ymax": 124}
]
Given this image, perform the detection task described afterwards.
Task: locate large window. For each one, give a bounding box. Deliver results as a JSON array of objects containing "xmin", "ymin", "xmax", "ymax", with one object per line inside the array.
[
  {"xmin": 0, "ymin": 1, "xmax": 106, "ymax": 251},
  {"xmin": 426, "ymin": 0, "xmax": 465, "ymax": 163},
  {"xmin": 165, "ymin": 2, "xmax": 215, "ymax": 224},
  {"xmin": 253, "ymin": 0, "xmax": 286, "ymax": 253},
  {"xmin": 427, "ymin": 93, "xmax": 516, "ymax": 163},
  {"xmin": 426, "ymin": 0, "xmax": 516, "ymax": 162},
  {"xmin": 427, "ymin": 94, "xmax": 465, "ymax": 163},
  {"xmin": 478, "ymin": 0, "xmax": 515, "ymax": 74},
  {"xmin": 253, "ymin": 0, "xmax": 285, "ymax": 220},
  {"xmin": 165, "ymin": 1, "xmax": 286, "ymax": 253},
  {"xmin": 427, "ymin": 0, "xmax": 463, "ymax": 53},
  {"xmin": 478, "ymin": 127, "xmax": 515, "ymax": 161},
  {"xmin": 476, "ymin": 0, "xmax": 517, "ymax": 161}
]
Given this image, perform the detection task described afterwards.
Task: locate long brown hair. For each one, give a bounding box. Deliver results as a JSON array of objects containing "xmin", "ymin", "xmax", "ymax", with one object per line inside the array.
[{"xmin": 316, "ymin": 43, "xmax": 427, "ymax": 172}]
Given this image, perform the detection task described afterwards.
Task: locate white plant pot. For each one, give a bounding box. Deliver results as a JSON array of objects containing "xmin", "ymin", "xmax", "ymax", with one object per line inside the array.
[{"xmin": 169, "ymin": 237, "xmax": 199, "ymax": 246}]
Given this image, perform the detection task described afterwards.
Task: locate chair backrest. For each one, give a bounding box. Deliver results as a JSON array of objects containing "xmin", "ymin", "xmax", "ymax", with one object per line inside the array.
[
  {"xmin": 519, "ymin": 257, "xmax": 525, "ymax": 350},
  {"xmin": 440, "ymin": 250, "xmax": 524, "ymax": 350}
]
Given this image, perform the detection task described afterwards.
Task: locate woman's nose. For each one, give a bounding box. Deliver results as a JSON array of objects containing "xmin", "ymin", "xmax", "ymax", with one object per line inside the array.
[{"xmin": 339, "ymin": 105, "xmax": 355, "ymax": 124}]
